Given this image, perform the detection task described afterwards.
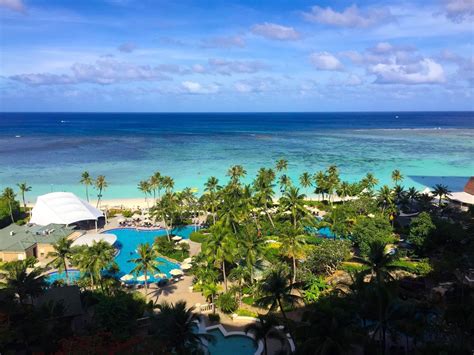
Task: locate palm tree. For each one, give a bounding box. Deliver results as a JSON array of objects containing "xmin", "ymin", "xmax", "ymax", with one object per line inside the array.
[
  {"xmin": 74, "ymin": 241, "xmax": 115, "ymax": 289},
  {"xmin": 47, "ymin": 237, "xmax": 74, "ymax": 284},
  {"xmin": 245, "ymin": 314, "xmax": 286, "ymax": 355},
  {"xmin": 278, "ymin": 174, "xmax": 292, "ymax": 192},
  {"xmin": 237, "ymin": 224, "xmax": 266, "ymax": 283},
  {"xmin": 279, "ymin": 187, "xmax": 309, "ymax": 229},
  {"xmin": 151, "ymin": 191, "xmax": 180, "ymax": 240},
  {"xmin": 356, "ymin": 241, "xmax": 400, "ymax": 286},
  {"xmin": 279, "ymin": 228, "xmax": 306, "ymax": 283},
  {"xmin": 149, "ymin": 171, "xmax": 162, "ymax": 202},
  {"xmin": 391, "ymin": 169, "xmax": 403, "ymax": 185},
  {"xmin": 337, "ymin": 181, "xmax": 351, "ymax": 203},
  {"xmin": 229, "ymin": 263, "xmax": 251, "ymax": 306},
  {"xmin": 276, "ymin": 159, "xmax": 288, "ymax": 172},
  {"xmin": 256, "ymin": 266, "xmax": 301, "ymax": 342},
  {"xmin": 253, "ymin": 168, "xmax": 276, "ymax": 227},
  {"xmin": 129, "ymin": 242, "xmax": 162, "ymax": 295},
  {"xmin": 299, "ymin": 172, "xmax": 312, "ymax": 195},
  {"xmin": 432, "ymin": 184, "xmax": 451, "ymax": 206},
  {"xmin": 161, "ymin": 176, "xmax": 174, "ymax": 193},
  {"xmin": 2, "ymin": 187, "xmax": 16, "ymax": 223},
  {"xmin": 377, "ymin": 185, "xmax": 394, "ymax": 213},
  {"xmin": 407, "ymin": 187, "xmax": 419, "ymax": 205},
  {"xmin": 362, "ymin": 172, "xmax": 379, "ymax": 191},
  {"xmin": 203, "ymin": 176, "xmax": 221, "ymax": 224},
  {"xmin": 205, "ymin": 223, "xmax": 235, "ymax": 291},
  {"xmin": 313, "ymin": 170, "xmax": 328, "ymax": 200},
  {"xmin": 95, "ymin": 175, "xmax": 108, "ymax": 208},
  {"xmin": 2, "ymin": 261, "xmax": 47, "ymax": 305},
  {"xmin": 227, "ymin": 165, "xmax": 247, "ymax": 184},
  {"xmin": 138, "ymin": 180, "xmax": 152, "ymax": 208},
  {"xmin": 80, "ymin": 171, "xmax": 93, "ymax": 202},
  {"xmin": 16, "ymin": 182, "xmax": 31, "ymax": 211},
  {"xmin": 150, "ymin": 301, "xmax": 213, "ymax": 354},
  {"xmin": 202, "ymin": 282, "xmax": 220, "ymax": 314}
]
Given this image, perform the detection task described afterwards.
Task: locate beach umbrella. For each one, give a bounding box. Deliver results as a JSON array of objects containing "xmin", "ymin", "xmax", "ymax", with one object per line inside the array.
[
  {"xmin": 132, "ymin": 213, "xmax": 141, "ymax": 220},
  {"xmin": 117, "ymin": 218, "xmax": 125, "ymax": 223},
  {"xmin": 183, "ymin": 257, "xmax": 193, "ymax": 264},
  {"xmin": 172, "ymin": 235, "xmax": 182, "ymax": 241},
  {"xmin": 154, "ymin": 273, "xmax": 167, "ymax": 279},
  {"xmin": 181, "ymin": 263, "xmax": 192, "ymax": 270},
  {"xmin": 170, "ymin": 269, "xmax": 184, "ymax": 276},
  {"xmin": 120, "ymin": 274, "xmax": 134, "ymax": 281},
  {"xmin": 178, "ymin": 239, "xmax": 189, "ymax": 244},
  {"xmin": 137, "ymin": 275, "xmax": 150, "ymax": 282}
]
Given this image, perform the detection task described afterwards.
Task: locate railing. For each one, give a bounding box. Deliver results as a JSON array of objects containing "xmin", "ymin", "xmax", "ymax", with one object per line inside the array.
[{"xmin": 197, "ymin": 303, "xmax": 215, "ymax": 313}]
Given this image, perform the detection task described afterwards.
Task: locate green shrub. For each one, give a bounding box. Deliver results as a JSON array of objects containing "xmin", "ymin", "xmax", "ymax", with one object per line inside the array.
[
  {"xmin": 305, "ymin": 239, "xmax": 351, "ymax": 275},
  {"xmin": 392, "ymin": 259, "xmax": 432, "ymax": 276},
  {"xmin": 236, "ymin": 309, "xmax": 258, "ymax": 318},
  {"xmin": 15, "ymin": 219, "xmax": 27, "ymax": 226},
  {"xmin": 407, "ymin": 212, "xmax": 436, "ymax": 255},
  {"xmin": 122, "ymin": 210, "xmax": 133, "ymax": 218},
  {"xmin": 208, "ymin": 313, "xmax": 220, "ymax": 322},
  {"xmin": 339, "ymin": 262, "xmax": 368, "ymax": 273},
  {"xmin": 189, "ymin": 231, "xmax": 207, "ymax": 243},
  {"xmin": 242, "ymin": 296, "xmax": 254, "ymax": 306},
  {"xmin": 351, "ymin": 215, "xmax": 394, "ymax": 256},
  {"xmin": 216, "ymin": 292, "xmax": 238, "ymax": 314}
]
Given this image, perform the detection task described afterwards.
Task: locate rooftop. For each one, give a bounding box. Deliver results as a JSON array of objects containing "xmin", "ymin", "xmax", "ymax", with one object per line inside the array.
[{"xmin": 0, "ymin": 223, "xmax": 75, "ymax": 252}]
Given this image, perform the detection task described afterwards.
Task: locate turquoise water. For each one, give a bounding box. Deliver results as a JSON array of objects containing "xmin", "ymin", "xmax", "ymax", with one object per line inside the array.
[
  {"xmin": 47, "ymin": 269, "xmax": 81, "ymax": 283},
  {"xmin": 1, "ymin": 113, "xmax": 472, "ymax": 201},
  {"xmin": 206, "ymin": 329, "xmax": 257, "ymax": 355},
  {"xmin": 110, "ymin": 226, "xmax": 195, "ymax": 282}
]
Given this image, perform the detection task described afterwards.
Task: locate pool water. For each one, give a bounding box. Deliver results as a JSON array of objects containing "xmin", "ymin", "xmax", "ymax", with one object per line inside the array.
[
  {"xmin": 110, "ymin": 226, "xmax": 196, "ymax": 282},
  {"xmin": 47, "ymin": 269, "xmax": 81, "ymax": 283},
  {"xmin": 47, "ymin": 225, "xmax": 197, "ymax": 284},
  {"xmin": 206, "ymin": 329, "xmax": 257, "ymax": 355}
]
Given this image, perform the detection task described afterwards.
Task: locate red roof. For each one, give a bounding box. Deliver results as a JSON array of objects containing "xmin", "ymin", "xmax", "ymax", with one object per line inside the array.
[{"xmin": 464, "ymin": 177, "xmax": 474, "ymax": 195}]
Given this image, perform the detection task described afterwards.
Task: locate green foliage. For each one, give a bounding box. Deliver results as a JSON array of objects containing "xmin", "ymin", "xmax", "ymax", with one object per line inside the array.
[
  {"xmin": 208, "ymin": 313, "xmax": 220, "ymax": 322},
  {"xmin": 391, "ymin": 259, "xmax": 432, "ymax": 276},
  {"xmin": 189, "ymin": 231, "xmax": 207, "ymax": 243},
  {"xmin": 301, "ymin": 275, "xmax": 329, "ymax": 303},
  {"xmin": 87, "ymin": 290, "xmax": 147, "ymax": 339},
  {"xmin": 339, "ymin": 262, "xmax": 368, "ymax": 273},
  {"xmin": 305, "ymin": 239, "xmax": 351, "ymax": 275},
  {"xmin": 216, "ymin": 292, "xmax": 238, "ymax": 314},
  {"xmin": 121, "ymin": 209, "xmax": 133, "ymax": 218},
  {"xmin": 154, "ymin": 237, "xmax": 189, "ymax": 261},
  {"xmin": 407, "ymin": 212, "xmax": 436, "ymax": 255},
  {"xmin": 235, "ymin": 308, "xmax": 258, "ymax": 317},
  {"xmin": 242, "ymin": 296, "xmax": 255, "ymax": 305},
  {"xmin": 351, "ymin": 215, "xmax": 394, "ymax": 256},
  {"xmin": 0, "ymin": 193, "xmax": 21, "ymax": 228},
  {"xmin": 15, "ymin": 219, "xmax": 27, "ymax": 226}
]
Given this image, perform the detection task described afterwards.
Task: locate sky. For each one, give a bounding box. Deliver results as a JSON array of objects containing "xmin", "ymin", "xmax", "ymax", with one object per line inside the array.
[{"xmin": 0, "ymin": 0, "xmax": 473, "ymax": 112}]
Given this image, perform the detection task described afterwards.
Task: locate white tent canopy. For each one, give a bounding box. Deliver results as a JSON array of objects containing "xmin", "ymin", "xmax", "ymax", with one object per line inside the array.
[
  {"xmin": 30, "ymin": 192, "xmax": 103, "ymax": 226},
  {"xmin": 450, "ymin": 191, "xmax": 474, "ymax": 205},
  {"xmin": 71, "ymin": 233, "xmax": 117, "ymax": 247}
]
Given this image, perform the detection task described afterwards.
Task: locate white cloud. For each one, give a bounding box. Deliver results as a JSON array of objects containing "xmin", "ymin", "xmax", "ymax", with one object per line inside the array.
[
  {"xmin": 181, "ymin": 81, "xmax": 220, "ymax": 94},
  {"xmin": 443, "ymin": 0, "xmax": 473, "ymax": 22},
  {"xmin": 201, "ymin": 35, "xmax": 245, "ymax": 48},
  {"xmin": 251, "ymin": 22, "xmax": 301, "ymax": 41},
  {"xmin": 0, "ymin": 0, "xmax": 25, "ymax": 13},
  {"xmin": 371, "ymin": 58, "xmax": 446, "ymax": 84},
  {"xmin": 302, "ymin": 4, "xmax": 392, "ymax": 28},
  {"xmin": 233, "ymin": 77, "xmax": 276, "ymax": 93},
  {"xmin": 346, "ymin": 74, "xmax": 363, "ymax": 86},
  {"xmin": 117, "ymin": 42, "xmax": 137, "ymax": 53},
  {"xmin": 8, "ymin": 73, "xmax": 76, "ymax": 85},
  {"xmin": 208, "ymin": 58, "xmax": 266, "ymax": 75},
  {"xmin": 310, "ymin": 52, "xmax": 343, "ymax": 71}
]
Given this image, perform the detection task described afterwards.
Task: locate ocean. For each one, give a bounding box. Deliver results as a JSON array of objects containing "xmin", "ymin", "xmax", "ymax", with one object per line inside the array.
[{"xmin": 0, "ymin": 112, "xmax": 473, "ymax": 203}]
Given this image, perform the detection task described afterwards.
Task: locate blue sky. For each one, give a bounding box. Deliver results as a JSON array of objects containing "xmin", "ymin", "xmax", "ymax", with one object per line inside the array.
[{"xmin": 0, "ymin": 0, "xmax": 473, "ymax": 111}]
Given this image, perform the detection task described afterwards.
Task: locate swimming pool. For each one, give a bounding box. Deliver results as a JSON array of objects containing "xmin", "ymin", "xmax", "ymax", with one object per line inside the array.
[
  {"xmin": 47, "ymin": 225, "xmax": 197, "ymax": 284},
  {"xmin": 109, "ymin": 226, "xmax": 196, "ymax": 282},
  {"xmin": 207, "ymin": 329, "xmax": 257, "ymax": 355}
]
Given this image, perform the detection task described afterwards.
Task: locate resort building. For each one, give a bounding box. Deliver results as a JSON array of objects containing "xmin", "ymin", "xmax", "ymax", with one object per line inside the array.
[
  {"xmin": 450, "ymin": 177, "xmax": 474, "ymax": 210},
  {"xmin": 0, "ymin": 223, "xmax": 80, "ymax": 262}
]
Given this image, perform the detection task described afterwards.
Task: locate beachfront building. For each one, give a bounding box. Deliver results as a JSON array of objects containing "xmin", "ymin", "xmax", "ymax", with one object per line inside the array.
[
  {"xmin": 30, "ymin": 192, "xmax": 105, "ymax": 230},
  {"xmin": 450, "ymin": 177, "xmax": 474, "ymax": 210},
  {"xmin": 0, "ymin": 223, "xmax": 80, "ymax": 262}
]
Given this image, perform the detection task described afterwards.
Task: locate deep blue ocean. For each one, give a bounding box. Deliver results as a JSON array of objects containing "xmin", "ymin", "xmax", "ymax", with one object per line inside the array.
[{"xmin": 0, "ymin": 112, "xmax": 473, "ymax": 202}]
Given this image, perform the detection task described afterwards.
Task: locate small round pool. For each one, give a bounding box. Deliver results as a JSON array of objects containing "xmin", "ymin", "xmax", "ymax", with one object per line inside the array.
[
  {"xmin": 47, "ymin": 269, "xmax": 81, "ymax": 283},
  {"xmin": 206, "ymin": 329, "xmax": 257, "ymax": 355}
]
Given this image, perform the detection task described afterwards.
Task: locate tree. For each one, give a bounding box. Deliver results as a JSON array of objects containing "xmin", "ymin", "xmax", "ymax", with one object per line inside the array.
[
  {"xmin": 278, "ymin": 225, "xmax": 306, "ymax": 283},
  {"xmin": 276, "ymin": 159, "xmax": 288, "ymax": 172},
  {"xmin": 356, "ymin": 241, "xmax": 399, "ymax": 286},
  {"xmin": 161, "ymin": 176, "xmax": 174, "ymax": 193},
  {"xmin": 205, "ymin": 223, "xmax": 235, "ymax": 291},
  {"xmin": 128, "ymin": 242, "xmax": 162, "ymax": 295},
  {"xmin": 361, "ymin": 173, "xmax": 379, "ymax": 191},
  {"xmin": 95, "ymin": 175, "xmax": 108, "ymax": 208},
  {"xmin": 305, "ymin": 239, "xmax": 351, "ymax": 275},
  {"xmin": 245, "ymin": 314, "xmax": 286, "ymax": 355},
  {"xmin": 2, "ymin": 260, "xmax": 47, "ymax": 305},
  {"xmin": 391, "ymin": 169, "xmax": 403, "ymax": 185},
  {"xmin": 204, "ymin": 176, "xmax": 221, "ymax": 225},
  {"xmin": 278, "ymin": 174, "xmax": 292, "ymax": 192},
  {"xmin": 216, "ymin": 291, "xmax": 238, "ymax": 314},
  {"xmin": 16, "ymin": 182, "xmax": 31, "ymax": 211},
  {"xmin": 253, "ymin": 168, "xmax": 276, "ymax": 227},
  {"xmin": 151, "ymin": 191, "xmax": 180, "ymax": 241},
  {"xmin": 80, "ymin": 171, "xmax": 93, "ymax": 202},
  {"xmin": 351, "ymin": 215, "xmax": 393, "ymax": 257},
  {"xmin": 47, "ymin": 237, "xmax": 74, "ymax": 285},
  {"xmin": 299, "ymin": 172, "xmax": 312, "ymax": 195},
  {"xmin": 279, "ymin": 187, "xmax": 309, "ymax": 229},
  {"xmin": 227, "ymin": 165, "xmax": 247, "ymax": 185},
  {"xmin": 228, "ymin": 263, "xmax": 251, "ymax": 306},
  {"xmin": 236, "ymin": 224, "xmax": 266, "ymax": 283},
  {"xmin": 150, "ymin": 301, "xmax": 213, "ymax": 354},
  {"xmin": 74, "ymin": 241, "xmax": 116, "ymax": 289},
  {"xmin": 407, "ymin": 212, "xmax": 436, "ymax": 255},
  {"xmin": 256, "ymin": 265, "xmax": 301, "ymax": 324},
  {"xmin": 202, "ymin": 282, "xmax": 220, "ymax": 314},
  {"xmin": 377, "ymin": 185, "xmax": 394, "ymax": 213},
  {"xmin": 432, "ymin": 184, "xmax": 451, "ymax": 206},
  {"xmin": 138, "ymin": 180, "xmax": 151, "ymax": 208},
  {"xmin": 2, "ymin": 187, "xmax": 16, "ymax": 223},
  {"xmin": 149, "ymin": 171, "xmax": 162, "ymax": 202},
  {"xmin": 337, "ymin": 181, "xmax": 351, "ymax": 203}
]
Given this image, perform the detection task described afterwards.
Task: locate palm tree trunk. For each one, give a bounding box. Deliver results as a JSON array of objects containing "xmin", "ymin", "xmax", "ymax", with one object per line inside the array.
[
  {"xmin": 223, "ymin": 261, "xmax": 227, "ymax": 291},
  {"xmin": 22, "ymin": 192, "xmax": 26, "ymax": 211},
  {"xmin": 86, "ymin": 185, "xmax": 89, "ymax": 202},
  {"xmin": 64, "ymin": 259, "xmax": 69, "ymax": 285},
  {"xmin": 144, "ymin": 269, "xmax": 148, "ymax": 295},
  {"xmin": 292, "ymin": 256, "xmax": 297, "ymax": 284},
  {"xmin": 8, "ymin": 200, "xmax": 14, "ymax": 223}
]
